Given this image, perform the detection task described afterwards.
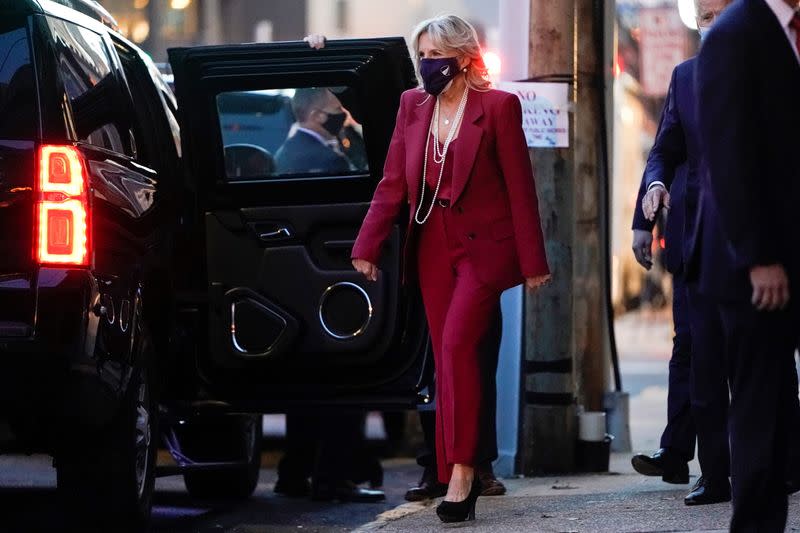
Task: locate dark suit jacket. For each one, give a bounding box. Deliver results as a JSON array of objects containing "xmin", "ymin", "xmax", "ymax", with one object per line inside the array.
[
  {"xmin": 632, "ymin": 58, "xmax": 700, "ymax": 277},
  {"xmin": 695, "ymin": 0, "xmax": 800, "ymax": 300},
  {"xmin": 352, "ymin": 88, "xmax": 549, "ymax": 291},
  {"xmin": 274, "ymin": 129, "xmax": 352, "ymax": 175}
]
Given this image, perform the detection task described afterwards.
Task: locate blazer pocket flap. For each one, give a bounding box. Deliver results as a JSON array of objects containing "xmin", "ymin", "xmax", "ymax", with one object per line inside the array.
[{"xmin": 490, "ymin": 218, "xmax": 514, "ymax": 240}]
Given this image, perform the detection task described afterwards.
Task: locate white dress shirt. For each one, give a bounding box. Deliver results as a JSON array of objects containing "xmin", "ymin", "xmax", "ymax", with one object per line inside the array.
[{"xmin": 764, "ymin": 0, "xmax": 800, "ymax": 63}]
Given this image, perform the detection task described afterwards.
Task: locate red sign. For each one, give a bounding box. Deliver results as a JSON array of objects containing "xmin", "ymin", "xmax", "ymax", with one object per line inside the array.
[{"xmin": 638, "ymin": 8, "xmax": 687, "ymax": 97}]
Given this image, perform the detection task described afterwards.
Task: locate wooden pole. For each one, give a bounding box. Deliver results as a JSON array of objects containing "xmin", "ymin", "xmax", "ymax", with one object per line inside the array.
[{"xmin": 520, "ymin": 0, "xmax": 611, "ymax": 475}]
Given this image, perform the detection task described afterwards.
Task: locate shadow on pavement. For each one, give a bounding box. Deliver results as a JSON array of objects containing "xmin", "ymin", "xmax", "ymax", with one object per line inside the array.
[{"xmin": 0, "ymin": 458, "xmax": 422, "ymax": 533}]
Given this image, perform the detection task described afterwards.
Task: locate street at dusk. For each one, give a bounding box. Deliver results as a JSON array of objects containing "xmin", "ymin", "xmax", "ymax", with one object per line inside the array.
[{"xmin": 1, "ymin": 0, "xmax": 799, "ymax": 531}]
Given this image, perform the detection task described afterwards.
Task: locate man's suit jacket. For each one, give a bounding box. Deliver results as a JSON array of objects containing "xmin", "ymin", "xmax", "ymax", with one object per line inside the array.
[
  {"xmin": 352, "ymin": 88, "xmax": 549, "ymax": 291},
  {"xmin": 274, "ymin": 130, "xmax": 352, "ymax": 175},
  {"xmin": 695, "ymin": 0, "xmax": 800, "ymax": 300},
  {"xmin": 632, "ymin": 58, "xmax": 699, "ymax": 277}
]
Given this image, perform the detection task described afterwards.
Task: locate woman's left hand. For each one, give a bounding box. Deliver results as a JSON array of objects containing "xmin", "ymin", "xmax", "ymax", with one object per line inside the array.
[{"xmin": 525, "ymin": 274, "xmax": 551, "ymax": 290}]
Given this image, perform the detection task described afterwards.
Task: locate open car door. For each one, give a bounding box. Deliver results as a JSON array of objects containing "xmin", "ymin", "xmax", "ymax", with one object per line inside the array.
[{"xmin": 168, "ymin": 39, "xmax": 431, "ymax": 411}]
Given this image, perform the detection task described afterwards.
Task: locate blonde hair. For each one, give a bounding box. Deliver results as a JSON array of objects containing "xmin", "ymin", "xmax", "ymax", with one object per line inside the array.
[{"xmin": 410, "ymin": 14, "xmax": 492, "ymax": 92}]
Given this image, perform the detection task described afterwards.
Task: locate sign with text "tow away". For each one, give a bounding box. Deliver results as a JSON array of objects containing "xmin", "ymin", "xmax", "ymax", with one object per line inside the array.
[{"xmin": 498, "ymin": 82, "xmax": 569, "ymax": 148}]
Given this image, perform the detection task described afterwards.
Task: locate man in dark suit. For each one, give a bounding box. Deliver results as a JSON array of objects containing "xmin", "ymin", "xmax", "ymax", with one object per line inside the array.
[
  {"xmin": 631, "ymin": 161, "xmax": 696, "ymax": 486},
  {"xmin": 695, "ymin": 0, "xmax": 800, "ymax": 529},
  {"xmin": 274, "ymin": 87, "xmax": 353, "ymax": 175},
  {"xmin": 630, "ymin": 0, "xmax": 733, "ymax": 506}
]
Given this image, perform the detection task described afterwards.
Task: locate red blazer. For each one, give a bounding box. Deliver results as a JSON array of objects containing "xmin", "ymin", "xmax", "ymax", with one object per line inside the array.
[{"xmin": 352, "ymin": 87, "xmax": 550, "ymax": 292}]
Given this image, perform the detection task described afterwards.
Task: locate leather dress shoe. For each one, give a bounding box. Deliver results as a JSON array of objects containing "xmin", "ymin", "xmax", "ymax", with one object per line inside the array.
[
  {"xmin": 311, "ymin": 480, "xmax": 386, "ymax": 503},
  {"xmin": 352, "ymin": 455, "xmax": 384, "ymax": 489},
  {"xmin": 684, "ymin": 476, "xmax": 731, "ymax": 506},
  {"xmin": 274, "ymin": 476, "xmax": 311, "ymax": 498},
  {"xmin": 631, "ymin": 448, "xmax": 690, "ymax": 484},
  {"xmin": 478, "ymin": 465, "xmax": 507, "ymax": 496},
  {"xmin": 405, "ymin": 468, "xmax": 448, "ymax": 502}
]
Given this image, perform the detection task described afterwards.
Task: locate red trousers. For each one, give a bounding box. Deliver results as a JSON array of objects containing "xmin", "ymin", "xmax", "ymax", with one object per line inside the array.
[{"xmin": 416, "ymin": 203, "xmax": 503, "ymax": 483}]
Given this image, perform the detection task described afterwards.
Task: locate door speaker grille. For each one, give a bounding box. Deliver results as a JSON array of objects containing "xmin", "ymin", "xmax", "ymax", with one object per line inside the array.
[
  {"xmin": 318, "ymin": 282, "xmax": 372, "ymax": 340},
  {"xmin": 231, "ymin": 299, "xmax": 288, "ymax": 355}
]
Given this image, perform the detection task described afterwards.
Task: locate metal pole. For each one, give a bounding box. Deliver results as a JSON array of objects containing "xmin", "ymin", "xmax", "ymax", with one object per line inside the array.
[
  {"xmin": 200, "ymin": 0, "xmax": 224, "ymax": 45},
  {"xmin": 499, "ymin": 0, "xmax": 530, "ymax": 82},
  {"xmin": 143, "ymin": 0, "xmax": 167, "ymax": 61}
]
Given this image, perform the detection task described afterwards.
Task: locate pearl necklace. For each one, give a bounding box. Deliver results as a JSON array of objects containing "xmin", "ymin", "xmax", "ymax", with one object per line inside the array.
[
  {"xmin": 414, "ymin": 87, "xmax": 470, "ymax": 225},
  {"xmin": 432, "ymin": 89, "xmax": 467, "ymax": 163}
]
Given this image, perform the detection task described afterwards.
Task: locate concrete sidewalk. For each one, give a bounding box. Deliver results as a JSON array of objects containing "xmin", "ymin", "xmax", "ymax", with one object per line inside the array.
[{"xmin": 354, "ymin": 454, "xmax": 800, "ymax": 533}]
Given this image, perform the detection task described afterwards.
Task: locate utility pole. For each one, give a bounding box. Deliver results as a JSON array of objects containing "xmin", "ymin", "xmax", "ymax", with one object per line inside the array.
[
  {"xmin": 200, "ymin": 0, "xmax": 224, "ymax": 45},
  {"xmin": 519, "ymin": 0, "xmax": 613, "ymax": 475},
  {"xmin": 143, "ymin": 0, "xmax": 167, "ymax": 61}
]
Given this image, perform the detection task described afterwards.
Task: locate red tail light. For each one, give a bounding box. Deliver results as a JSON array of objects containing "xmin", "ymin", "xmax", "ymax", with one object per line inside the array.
[{"xmin": 35, "ymin": 145, "xmax": 90, "ymax": 266}]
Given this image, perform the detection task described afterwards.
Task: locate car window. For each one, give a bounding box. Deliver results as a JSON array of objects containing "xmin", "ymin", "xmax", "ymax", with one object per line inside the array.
[
  {"xmin": 147, "ymin": 64, "xmax": 182, "ymax": 158},
  {"xmin": 114, "ymin": 35, "xmax": 185, "ymax": 173},
  {"xmin": 0, "ymin": 23, "xmax": 37, "ymax": 139},
  {"xmin": 216, "ymin": 86, "xmax": 369, "ymax": 181},
  {"xmin": 46, "ymin": 17, "xmax": 132, "ymax": 155}
]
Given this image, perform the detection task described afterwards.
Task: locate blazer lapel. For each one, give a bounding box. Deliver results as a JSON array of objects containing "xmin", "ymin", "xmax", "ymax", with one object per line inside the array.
[
  {"xmin": 451, "ymin": 90, "xmax": 484, "ymax": 205},
  {"xmin": 405, "ymin": 94, "xmax": 435, "ymax": 208}
]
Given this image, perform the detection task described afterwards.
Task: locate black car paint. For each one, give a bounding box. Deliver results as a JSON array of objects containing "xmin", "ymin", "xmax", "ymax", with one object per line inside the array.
[
  {"xmin": 0, "ymin": 8, "xmax": 174, "ymax": 448},
  {"xmin": 0, "ymin": 0, "xmax": 430, "ymax": 457}
]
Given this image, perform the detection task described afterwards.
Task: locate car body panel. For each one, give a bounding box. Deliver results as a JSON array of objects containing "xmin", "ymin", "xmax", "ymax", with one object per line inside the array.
[{"xmin": 0, "ymin": 5, "xmax": 175, "ymax": 449}]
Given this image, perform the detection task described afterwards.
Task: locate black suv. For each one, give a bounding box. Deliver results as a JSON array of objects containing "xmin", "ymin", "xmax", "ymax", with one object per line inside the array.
[{"xmin": 0, "ymin": 0, "xmax": 428, "ymax": 529}]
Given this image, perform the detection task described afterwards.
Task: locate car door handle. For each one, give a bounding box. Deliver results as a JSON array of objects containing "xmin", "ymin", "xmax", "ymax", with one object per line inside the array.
[
  {"xmin": 323, "ymin": 240, "xmax": 355, "ymax": 251},
  {"xmin": 259, "ymin": 227, "xmax": 292, "ymax": 241}
]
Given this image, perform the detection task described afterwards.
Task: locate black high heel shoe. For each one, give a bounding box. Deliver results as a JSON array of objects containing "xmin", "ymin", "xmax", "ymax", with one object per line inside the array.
[{"xmin": 436, "ymin": 477, "xmax": 482, "ymax": 523}]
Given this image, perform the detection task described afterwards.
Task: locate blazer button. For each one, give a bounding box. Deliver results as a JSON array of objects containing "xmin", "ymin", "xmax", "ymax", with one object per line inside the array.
[
  {"xmin": 467, "ymin": 232, "xmax": 476, "ymax": 240},
  {"xmin": 456, "ymin": 206, "xmax": 463, "ymax": 214}
]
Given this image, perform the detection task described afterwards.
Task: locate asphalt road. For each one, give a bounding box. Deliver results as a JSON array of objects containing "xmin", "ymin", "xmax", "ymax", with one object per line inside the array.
[
  {"xmin": 0, "ymin": 311, "xmax": 727, "ymax": 533},
  {"xmin": 0, "ymin": 453, "xmax": 420, "ymax": 533}
]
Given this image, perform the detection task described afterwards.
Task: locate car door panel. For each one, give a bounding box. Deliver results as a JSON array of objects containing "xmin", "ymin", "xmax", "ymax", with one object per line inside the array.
[
  {"xmin": 169, "ymin": 39, "xmax": 428, "ymax": 409},
  {"xmin": 206, "ymin": 203, "xmax": 399, "ymax": 361}
]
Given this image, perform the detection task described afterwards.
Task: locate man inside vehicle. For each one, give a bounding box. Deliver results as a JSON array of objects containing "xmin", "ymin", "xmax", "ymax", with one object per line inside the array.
[{"xmin": 274, "ymin": 87, "xmax": 354, "ymax": 175}]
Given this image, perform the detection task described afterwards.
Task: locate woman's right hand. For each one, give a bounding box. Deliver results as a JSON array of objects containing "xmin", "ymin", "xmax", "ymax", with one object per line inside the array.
[
  {"xmin": 303, "ymin": 34, "xmax": 327, "ymax": 50},
  {"xmin": 352, "ymin": 258, "xmax": 378, "ymax": 281}
]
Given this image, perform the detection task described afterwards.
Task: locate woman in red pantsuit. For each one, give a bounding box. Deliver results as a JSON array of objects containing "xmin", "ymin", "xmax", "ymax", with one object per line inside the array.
[{"xmin": 351, "ymin": 14, "xmax": 550, "ymax": 522}]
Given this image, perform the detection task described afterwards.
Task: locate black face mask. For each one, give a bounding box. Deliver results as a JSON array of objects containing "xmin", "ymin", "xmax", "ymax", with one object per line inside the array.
[
  {"xmin": 322, "ymin": 111, "xmax": 347, "ymax": 136},
  {"xmin": 420, "ymin": 57, "xmax": 461, "ymax": 96}
]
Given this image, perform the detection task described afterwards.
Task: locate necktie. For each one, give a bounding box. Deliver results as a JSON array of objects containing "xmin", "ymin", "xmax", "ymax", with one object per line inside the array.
[{"xmin": 791, "ymin": 11, "xmax": 800, "ymax": 55}]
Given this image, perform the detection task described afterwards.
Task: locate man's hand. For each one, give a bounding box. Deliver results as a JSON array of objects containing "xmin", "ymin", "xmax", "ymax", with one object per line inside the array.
[
  {"xmin": 352, "ymin": 258, "xmax": 378, "ymax": 281},
  {"xmin": 304, "ymin": 34, "xmax": 326, "ymax": 49},
  {"xmin": 642, "ymin": 185, "xmax": 671, "ymax": 221},
  {"xmin": 632, "ymin": 229, "xmax": 654, "ymax": 270},
  {"xmin": 750, "ymin": 264, "xmax": 790, "ymax": 311},
  {"xmin": 525, "ymin": 274, "xmax": 551, "ymax": 290}
]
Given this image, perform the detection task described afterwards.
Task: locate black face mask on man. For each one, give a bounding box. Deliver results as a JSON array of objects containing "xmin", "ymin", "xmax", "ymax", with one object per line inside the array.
[
  {"xmin": 321, "ymin": 111, "xmax": 347, "ymax": 137},
  {"xmin": 419, "ymin": 57, "xmax": 463, "ymax": 96}
]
